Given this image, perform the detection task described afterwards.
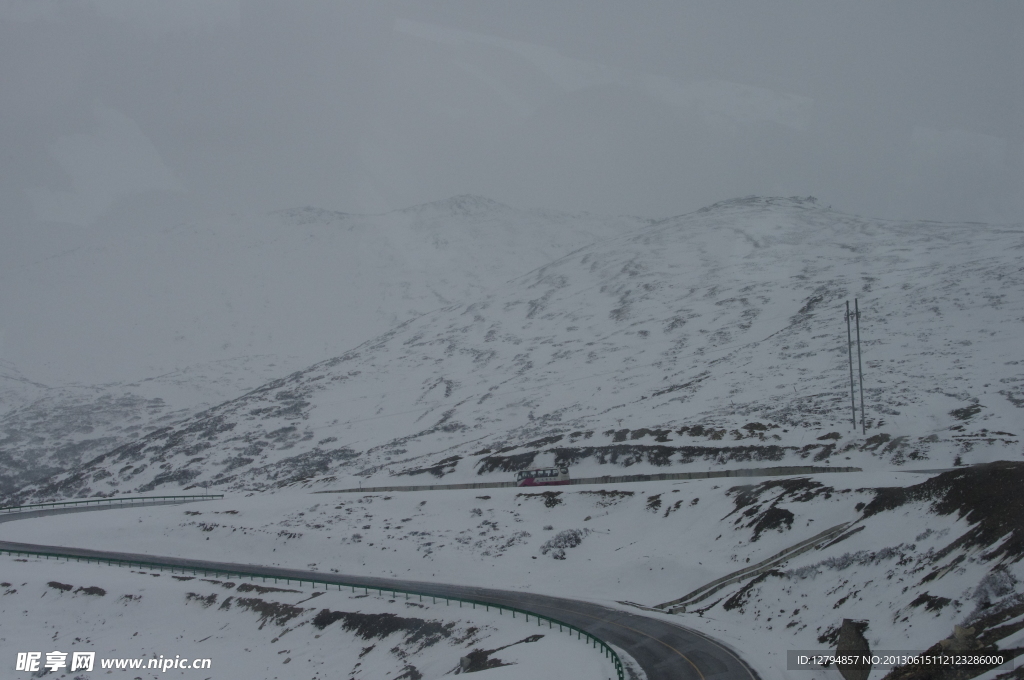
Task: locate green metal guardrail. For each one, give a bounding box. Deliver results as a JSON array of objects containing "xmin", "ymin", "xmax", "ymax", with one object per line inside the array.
[
  {"xmin": 0, "ymin": 495, "xmax": 224, "ymax": 514},
  {"xmin": 1, "ymin": 546, "xmax": 624, "ymax": 680}
]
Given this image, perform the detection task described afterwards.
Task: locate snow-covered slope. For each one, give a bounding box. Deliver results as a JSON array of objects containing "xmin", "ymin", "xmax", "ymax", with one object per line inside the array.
[
  {"xmin": 0, "ymin": 361, "xmax": 48, "ymax": 419},
  {"xmin": 21, "ymin": 197, "xmax": 1023, "ymax": 502},
  {"xmin": 0, "ymin": 196, "xmax": 643, "ymax": 502},
  {"xmin": 7, "ymin": 464, "xmax": 1023, "ymax": 680},
  {"xmin": 1, "ymin": 195, "xmax": 644, "ymax": 386},
  {"xmin": 0, "ymin": 356, "xmax": 291, "ymax": 499}
]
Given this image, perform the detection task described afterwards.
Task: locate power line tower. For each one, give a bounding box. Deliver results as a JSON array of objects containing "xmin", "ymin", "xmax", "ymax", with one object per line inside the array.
[
  {"xmin": 844, "ymin": 300, "xmax": 867, "ymax": 434},
  {"xmin": 845, "ymin": 301, "xmax": 856, "ymax": 430},
  {"xmin": 855, "ymin": 299, "xmax": 865, "ymax": 434}
]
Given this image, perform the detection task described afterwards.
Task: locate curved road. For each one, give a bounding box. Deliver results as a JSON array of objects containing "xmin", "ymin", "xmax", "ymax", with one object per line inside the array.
[{"xmin": 1, "ymin": 504, "xmax": 760, "ymax": 680}]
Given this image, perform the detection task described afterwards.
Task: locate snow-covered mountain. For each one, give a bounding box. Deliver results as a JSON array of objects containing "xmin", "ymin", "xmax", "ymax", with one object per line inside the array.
[
  {"xmin": 0, "ymin": 195, "xmax": 645, "ymax": 387},
  {"xmin": 0, "ymin": 356, "xmax": 292, "ymax": 498},
  {"xmin": 21, "ymin": 197, "xmax": 1023, "ymax": 503},
  {"xmin": 0, "ymin": 196, "xmax": 643, "ymax": 501}
]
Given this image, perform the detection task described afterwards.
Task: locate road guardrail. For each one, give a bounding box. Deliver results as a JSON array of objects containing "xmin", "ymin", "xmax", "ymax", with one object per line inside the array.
[
  {"xmin": 0, "ymin": 494, "xmax": 223, "ymax": 514},
  {"xmin": 1, "ymin": 545, "xmax": 624, "ymax": 680}
]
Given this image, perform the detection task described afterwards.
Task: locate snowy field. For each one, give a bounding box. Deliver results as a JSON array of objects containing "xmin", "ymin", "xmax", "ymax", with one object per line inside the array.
[{"xmin": 5, "ymin": 463, "xmax": 1023, "ymax": 679}]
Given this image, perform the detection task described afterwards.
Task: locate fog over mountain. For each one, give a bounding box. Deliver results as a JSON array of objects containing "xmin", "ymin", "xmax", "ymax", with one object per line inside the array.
[
  {"xmin": 2, "ymin": 2, "xmax": 1020, "ymax": 224},
  {"xmin": 1, "ymin": 195, "xmax": 643, "ymax": 385},
  {"xmin": 16, "ymin": 198, "xmax": 1022, "ymax": 504},
  {"xmin": 2, "ymin": 8, "xmax": 1023, "ymax": 677},
  {"xmin": 2, "ymin": 1, "xmax": 1021, "ymax": 387}
]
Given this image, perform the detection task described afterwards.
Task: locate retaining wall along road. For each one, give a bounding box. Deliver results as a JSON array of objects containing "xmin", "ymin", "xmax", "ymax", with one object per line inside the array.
[{"xmin": 314, "ymin": 465, "xmax": 862, "ymax": 495}]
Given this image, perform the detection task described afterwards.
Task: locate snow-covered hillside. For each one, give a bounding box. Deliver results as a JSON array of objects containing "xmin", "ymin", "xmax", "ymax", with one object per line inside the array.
[
  {"xmin": 1, "ymin": 196, "xmax": 643, "ymax": 502},
  {"xmin": 1, "ymin": 195, "xmax": 644, "ymax": 386},
  {"xmin": 20, "ymin": 197, "xmax": 1023, "ymax": 503},
  {"xmin": 0, "ymin": 356, "xmax": 290, "ymax": 498}
]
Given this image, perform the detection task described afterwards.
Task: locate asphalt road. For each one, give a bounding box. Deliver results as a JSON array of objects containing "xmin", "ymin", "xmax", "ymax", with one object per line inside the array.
[{"xmin": 0, "ymin": 503, "xmax": 761, "ymax": 680}]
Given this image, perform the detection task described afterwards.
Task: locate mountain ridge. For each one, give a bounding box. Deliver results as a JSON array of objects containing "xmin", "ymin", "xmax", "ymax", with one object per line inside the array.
[
  {"xmin": 15, "ymin": 196, "xmax": 1023, "ymax": 503},
  {"xmin": 1, "ymin": 195, "xmax": 643, "ymax": 386}
]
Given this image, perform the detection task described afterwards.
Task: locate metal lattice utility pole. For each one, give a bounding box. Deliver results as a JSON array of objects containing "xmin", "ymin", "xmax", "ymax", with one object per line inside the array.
[
  {"xmin": 855, "ymin": 298, "xmax": 866, "ymax": 434},
  {"xmin": 845, "ymin": 301, "xmax": 856, "ymax": 430}
]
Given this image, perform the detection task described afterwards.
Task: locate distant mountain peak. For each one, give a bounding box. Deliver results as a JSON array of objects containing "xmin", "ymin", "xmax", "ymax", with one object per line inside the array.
[
  {"xmin": 271, "ymin": 206, "xmax": 352, "ymax": 226},
  {"xmin": 272, "ymin": 196, "xmax": 515, "ymax": 226},
  {"xmin": 403, "ymin": 195, "xmax": 514, "ymax": 217},
  {"xmin": 698, "ymin": 195, "xmax": 820, "ymax": 213}
]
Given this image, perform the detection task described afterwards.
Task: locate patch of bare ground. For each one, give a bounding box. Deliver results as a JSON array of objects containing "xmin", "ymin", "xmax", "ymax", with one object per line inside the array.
[
  {"xmin": 515, "ymin": 491, "xmax": 563, "ymax": 508},
  {"xmin": 455, "ymin": 634, "xmax": 543, "ymax": 673},
  {"xmin": 312, "ymin": 610, "xmax": 456, "ymax": 652},
  {"xmin": 578, "ymin": 489, "xmax": 635, "ymax": 507},
  {"xmin": 726, "ymin": 477, "xmax": 847, "ymax": 541}
]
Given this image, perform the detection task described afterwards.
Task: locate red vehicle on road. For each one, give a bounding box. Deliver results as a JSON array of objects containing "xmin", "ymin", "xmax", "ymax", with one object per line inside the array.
[{"xmin": 515, "ymin": 467, "xmax": 570, "ymax": 486}]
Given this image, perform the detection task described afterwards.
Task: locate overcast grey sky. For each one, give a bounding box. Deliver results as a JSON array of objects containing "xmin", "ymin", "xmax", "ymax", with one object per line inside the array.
[{"xmin": 2, "ymin": 0, "xmax": 1022, "ymax": 228}]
